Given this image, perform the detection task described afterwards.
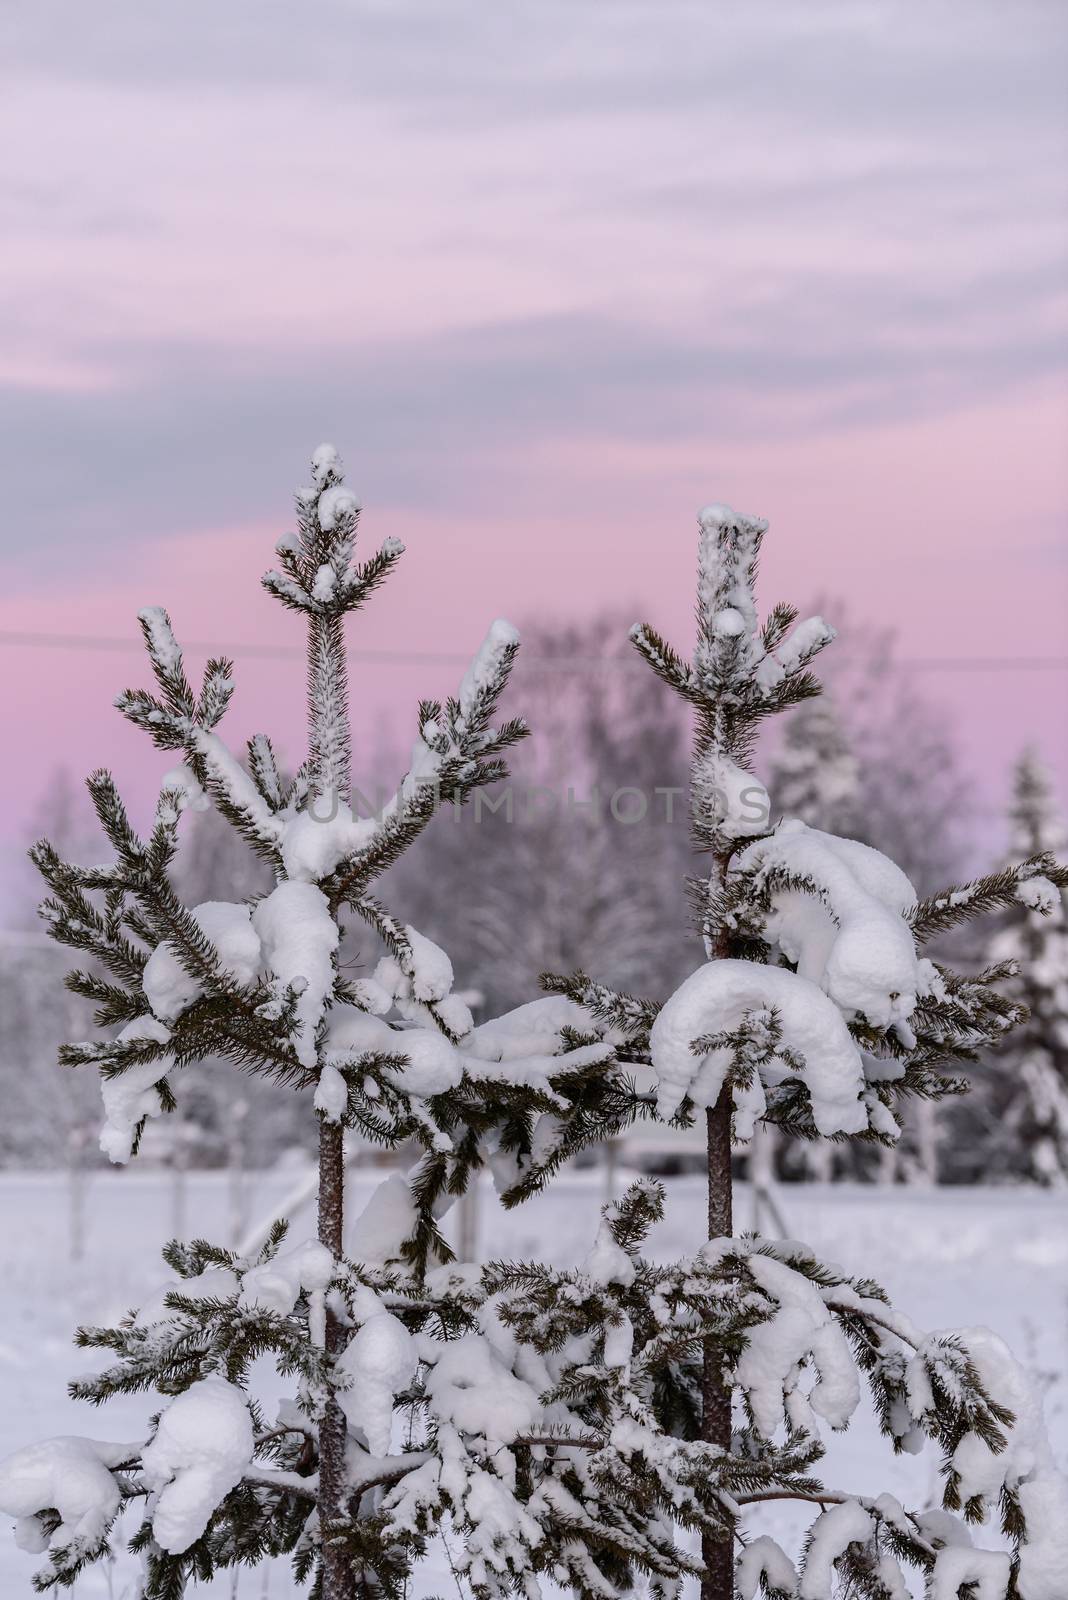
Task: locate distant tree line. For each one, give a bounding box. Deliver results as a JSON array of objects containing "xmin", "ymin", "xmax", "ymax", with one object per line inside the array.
[{"xmin": 2, "ymin": 608, "xmax": 1063, "ymax": 1187}]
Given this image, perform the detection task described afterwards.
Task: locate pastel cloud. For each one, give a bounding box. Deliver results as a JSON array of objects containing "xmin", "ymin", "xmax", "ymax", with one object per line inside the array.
[{"xmin": 0, "ymin": 0, "xmax": 1065, "ymax": 876}]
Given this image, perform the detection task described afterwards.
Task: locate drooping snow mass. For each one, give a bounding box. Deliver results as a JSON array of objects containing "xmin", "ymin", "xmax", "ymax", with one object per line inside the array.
[
  {"xmin": 424, "ymin": 1333, "xmax": 541, "ymax": 1446},
  {"xmin": 737, "ymin": 1252, "xmax": 861, "ymax": 1438},
  {"xmin": 930, "ymin": 1546, "xmax": 1012, "ymax": 1600},
  {"xmin": 143, "ymin": 900, "xmax": 261, "ymax": 1023},
  {"xmin": 99, "ymin": 1014, "xmax": 173, "ymax": 1163},
  {"xmin": 348, "ymin": 1172, "xmax": 420, "ymax": 1264},
  {"xmin": 735, "ymin": 1535, "xmax": 796, "ymax": 1599},
  {"xmin": 278, "ymin": 797, "xmax": 374, "ymax": 882},
  {"xmin": 797, "ymin": 1500, "xmax": 874, "ymax": 1599},
  {"xmin": 326, "ymin": 1006, "xmax": 464, "ymax": 1099},
  {"xmin": 734, "ymin": 820, "xmax": 928, "ymax": 1030},
  {"xmin": 252, "ymin": 881, "xmax": 338, "ymax": 1068},
  {"xmin": 336, "ymin": 1287, "xmax": 417, "ymax": 1455},
  {"xmin": 584, "ymin": 1219, "xmax": 637, "ymax": 1287},
  {"xmin": 237, "ymin": 1239, "xmax": 334, "ymax": 1316},
  {"xmin": 140, "ymin": 1379, "xmax": 254, "ymax": 1554},
  {"xmin": 0, "ymin": 1437, "xmax": 137, "ymax": 1563},
  {"xmin": 466, "ymin": 995, "xmax": 596, "ymax": 1063},
  {"xmin": 401, "ymin": 926, "xmax": 454, "ymax": 1003},
  {"xmin": 649, "ymin": 958, "xmax": 869, "ymax": 1133}
]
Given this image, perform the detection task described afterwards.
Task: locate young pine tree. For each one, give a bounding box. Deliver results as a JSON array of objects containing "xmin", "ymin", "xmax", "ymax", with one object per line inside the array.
[
  {"xmin": 543, "ymin": 503, "xmax": 1068, "ymax": 1599},
  {"xmin": 984, "ymin": 750, "xmax": 1068, "ymax": 1184},
  {"xmin": 0, "ymin": 446, "xmax": 634, "ymax": 1600}
]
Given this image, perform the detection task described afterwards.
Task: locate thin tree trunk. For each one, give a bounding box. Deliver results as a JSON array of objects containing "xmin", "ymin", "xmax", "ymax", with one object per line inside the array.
[
  {"xmin": 701, "ymin": 847, "xmax": 734, "ymax": 1600},
  {"xmin": 702, "ymin": 1093, "xmax": 734, "ymax": 1600},
  {"xmin": 317, "ymin": 1119, "xmax": 351, "ymax": 1600},
  {"xmin": 308, "ymin": 590, "xmax": 355, "ymax": 1600}
]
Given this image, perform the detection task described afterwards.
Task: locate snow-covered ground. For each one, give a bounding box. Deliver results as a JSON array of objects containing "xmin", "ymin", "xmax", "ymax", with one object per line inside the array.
[{"xmin": 1, "ymin": 1167, "xmax": 1065, "ymax": 1597}]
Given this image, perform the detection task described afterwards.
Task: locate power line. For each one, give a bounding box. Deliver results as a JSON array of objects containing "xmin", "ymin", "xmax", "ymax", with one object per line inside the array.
[{"xmin": 0, "ymin": 628, "xmax": 1066, "ymax": 673}]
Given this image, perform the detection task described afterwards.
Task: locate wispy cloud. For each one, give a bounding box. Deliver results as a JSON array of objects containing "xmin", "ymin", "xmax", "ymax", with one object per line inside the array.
[{"xmin": 0, "ymin": 0, "xmax": 1064, "ymax": 844}]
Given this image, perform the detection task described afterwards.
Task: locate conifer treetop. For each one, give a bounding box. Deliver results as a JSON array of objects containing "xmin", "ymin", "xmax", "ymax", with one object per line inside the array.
[{"xmin": 553, "ymin": 503, "xmax": 1068, "ymax": 1154}]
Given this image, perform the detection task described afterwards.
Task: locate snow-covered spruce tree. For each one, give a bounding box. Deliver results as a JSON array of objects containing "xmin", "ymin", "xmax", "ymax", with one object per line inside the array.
[
  {"xmin": 539, "ymin": 504, "xmax": 1068, "ymax": 1598},
  {"xmin": 0, "ymin": 445, "xmax": 636, "ymax": 1600},
  {"xmin": 984, "ymin": 751, "xmax": 1068, "ymax": 1184}
]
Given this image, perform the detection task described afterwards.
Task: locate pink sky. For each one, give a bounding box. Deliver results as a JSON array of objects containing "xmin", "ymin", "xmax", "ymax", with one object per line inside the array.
[{"xmin": 1, "ymin": 2, "xmax": 1066, "ymax": 896}]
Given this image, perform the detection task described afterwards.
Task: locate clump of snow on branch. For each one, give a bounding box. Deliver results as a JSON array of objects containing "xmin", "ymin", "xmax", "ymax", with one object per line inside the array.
[
  {"xmin": 140, "ymin": 1379, "xmax": 254, "ymax": 1554},
  {"xmin": 348, "ymin": 1172, "xmax": 420, "ymax": 1264},
  {"xmin": 237, "ymin": 1239, "xmax": 334, "ymax": 1316},
  {"xmin": 336, "ymin": 1286, "xmax": 417, "ymax": 1454},
  {"xmin": 457, "ymin": 618, "xmax": 519, "ymax": 723},
  {"xmin": 143, "ymin": 900, "xmax": 260, "ymax": 1023},
  {"xmin": 734, "ymin": 821, "xmax": 931, "ymax": 1031},
  {"xmin": 1015, "ymin": 875, "xmax": 1059, "ymax": 914},
  {"xmin": 137, "ymin": 607, "xmax": 183, "ymax": 673},
  {"xmin": 156, "ymin": 764, "xmax": 209, "ymax": 824},
  {"xmin": 99, "ymin": 1015, "xmax": 173, "ymax": 1163},
  {"xmin": 650, "ymin": 958, "xmax": 869, "ymax": 1132},
  {"xmin": 0, "ymin": 1437, "xmax": 136, "ymax": 1568},
  {"xmin": 424, "ymin": 1331, "xmax": 542, "ymax": 1446},
  {"xmin": 737, "ymin": 1251, "xmax": 861, "ymax": 1436},
  {"xmin": 736, "ymin": 1535, "xmax": 796, "ymax": 1599},
  {"xmin": 252, "ymin": 882, "xmax": 338, "ymax": 1068},
  {"xmin": 326, "ymin": 1004, "xmax": 463, "ymax": 1102},
  {"xmin": 693, "ymin": 750, "xmax": 770, "ymax": 840}
]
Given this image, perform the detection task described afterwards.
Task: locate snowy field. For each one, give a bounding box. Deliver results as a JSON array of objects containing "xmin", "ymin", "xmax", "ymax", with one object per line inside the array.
[{"xmin": 1, "ymin": 1167, "xmax": 1065, "ymax": 1597}]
